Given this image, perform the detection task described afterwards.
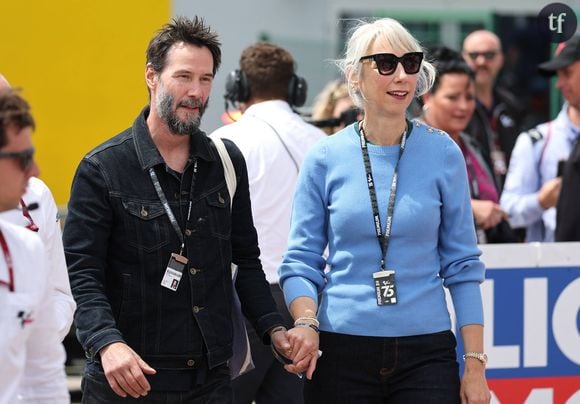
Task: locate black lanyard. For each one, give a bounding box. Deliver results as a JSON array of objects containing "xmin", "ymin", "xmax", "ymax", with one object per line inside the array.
[
  {"xmin": 148, "ymin": 159, "xmax": 198, "ymax": 255},
  {"xmin": 359, "ymin": 121, "xmax": 408, "ymax": 270},
  {"xmin": 0, "ymin": 230, "xmax": 15, "ymax": 292}
]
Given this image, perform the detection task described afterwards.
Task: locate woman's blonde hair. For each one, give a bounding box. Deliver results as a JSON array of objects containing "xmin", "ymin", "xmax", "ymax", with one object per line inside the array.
[
  {"xmin": 311, "ymin": 80, "xmax": 350, "ymax": 121},
  {"xmin": 336, "ymin": 18, "xmax": 436, "ymax": 108}
]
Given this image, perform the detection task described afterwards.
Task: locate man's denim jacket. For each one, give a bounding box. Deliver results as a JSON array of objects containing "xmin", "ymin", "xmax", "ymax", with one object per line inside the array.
[{"xmin": 63, "ymin": 107, "xmax": 283, "ymax": 375}]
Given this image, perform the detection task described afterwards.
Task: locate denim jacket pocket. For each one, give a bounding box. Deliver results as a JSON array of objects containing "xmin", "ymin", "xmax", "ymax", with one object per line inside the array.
[
  {"xmin": 122, "ymin": 199, "xmax": 171, "ymax": 253},
  {"xmin": 205, "ymin": 188, "xmax": 231, "ymax": 239}
]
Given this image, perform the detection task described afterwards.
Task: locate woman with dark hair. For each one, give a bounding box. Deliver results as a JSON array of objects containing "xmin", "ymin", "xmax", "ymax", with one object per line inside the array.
[{"xmin": 421, "ymin": 47, "xmax": 517, "ymax": 243}]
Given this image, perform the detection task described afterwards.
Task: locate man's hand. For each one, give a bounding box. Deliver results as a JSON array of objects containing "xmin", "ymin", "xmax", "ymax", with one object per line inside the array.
[
  {"xmin": 270, "ymin": 326, "xmax": 291, "ymax": 355},
  {"xmin": 99, "ymin": 342, "xmax": 157, "ymax": 398},
  {"xmin": 538, "ymin": 177, "xmax": 562, "ymax": 209},
  {"xmin": 471, "ymin": 199, "xmax": 507, "ymax": 229}
]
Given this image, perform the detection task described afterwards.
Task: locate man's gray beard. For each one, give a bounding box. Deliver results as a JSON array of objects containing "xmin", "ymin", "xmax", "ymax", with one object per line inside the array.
[{"xmin": 157, "ymin": 93, "xmax": 207, "ymax": 136}]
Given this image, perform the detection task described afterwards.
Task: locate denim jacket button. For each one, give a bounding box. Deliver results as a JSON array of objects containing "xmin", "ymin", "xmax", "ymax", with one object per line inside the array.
[
  {"xmin": 187, "ymin": 359, "xmax": 195, "ymax": 367},
  {"xmin": 185, "ymin": 229, "xmax": 192, "ymax": 236},
  {"xmin": 189, "ymin": 268, "xmax": 198, "ymax": 275},
  {"xmin": 140, "ymin": 207, "xmax": 148, "ymax": 217},
  {"xmin": 193, "ymin": 306, "xmax": 201, "ymax": 313}
]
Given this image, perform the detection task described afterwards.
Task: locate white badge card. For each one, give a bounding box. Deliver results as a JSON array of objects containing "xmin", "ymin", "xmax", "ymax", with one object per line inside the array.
[
  {"xmin": 161, "ymin": 253, "xmax": 188, "ymax": 291},
  {"xmin": 373, "ymin": 270, "xmax": 397, "ymax": 306}
]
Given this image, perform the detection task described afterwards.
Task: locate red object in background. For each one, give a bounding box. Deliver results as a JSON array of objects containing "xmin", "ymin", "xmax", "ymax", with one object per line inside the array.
[{"xmin": 488, "ymin": 376, "xmax": 580, "ymax": 403}]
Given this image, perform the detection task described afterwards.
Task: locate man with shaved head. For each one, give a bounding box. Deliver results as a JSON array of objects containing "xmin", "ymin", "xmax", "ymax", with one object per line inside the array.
[{"xmin": 463, "ymin": 30, "xmax": 525, "ymax": 190}]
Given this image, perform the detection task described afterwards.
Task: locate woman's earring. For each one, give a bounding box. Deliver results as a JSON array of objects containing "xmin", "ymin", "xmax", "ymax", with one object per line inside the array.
[{"xmin": 422, "ymin": 104, "xmax": 429, "ymax": 112}]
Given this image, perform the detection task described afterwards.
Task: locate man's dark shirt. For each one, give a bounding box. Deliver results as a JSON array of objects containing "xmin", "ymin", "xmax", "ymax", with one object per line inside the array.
[
  {"xmin": 465, "ymin": 86, "xmax": 525, "ymax": 190},
  {"xmin": 556, "ymin": 137, "xmax": 580, "ymax": 241},
  {"xmin": 63, "ymin": 107, "xmax": 283, "ymax": 390}
]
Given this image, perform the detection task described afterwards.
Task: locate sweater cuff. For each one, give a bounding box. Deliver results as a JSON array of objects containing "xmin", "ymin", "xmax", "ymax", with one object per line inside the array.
[
  {"xmin": 448, "ymin": 282, "xmax": 484, "ymax": 328},
  {"xmin": 281, "ymin": 277, "xmax": 318, "ymax": 309}
]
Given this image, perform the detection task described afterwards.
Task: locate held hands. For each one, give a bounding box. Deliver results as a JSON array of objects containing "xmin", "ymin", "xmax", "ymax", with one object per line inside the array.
[
  {"xmin": 99, "ymin": 342, "xmax": 157, "ymax": 398},
  {"xmin": 471, "ymin": 199, "xmax": 508, "ymax": 230},
  {"xmin": 270, "ymin": 326, "xmax": 292, "ymax": 357},
  {"xmin": 282, "ymin": 317, "xmax": 320, "ymax": 380}
]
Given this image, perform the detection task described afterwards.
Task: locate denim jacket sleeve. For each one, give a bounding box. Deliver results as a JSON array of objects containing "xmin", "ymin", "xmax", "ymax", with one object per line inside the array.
[
  {"xmin": 63, "ymin": 157, "xmax": 125, "ymax": 359},
  {"xmin": 224, "ymin": 140, "xmax": 284, "ymax": 343}
]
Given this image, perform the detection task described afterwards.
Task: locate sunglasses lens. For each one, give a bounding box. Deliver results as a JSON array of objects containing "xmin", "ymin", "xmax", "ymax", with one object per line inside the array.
[
  {"xmin": 17, "ymin": 151, "xmax": 34, "ymax": 172},
  {"xmin": 468, "ymin": 51, "xmax": 496, "ymax": 61},
  {"xmin": 402, "ymin": 53, "xmax": 423, "ymax": 74},
  {"xmin": 375, "ymin": 54, "xmax": 398, "ymax": 75}
]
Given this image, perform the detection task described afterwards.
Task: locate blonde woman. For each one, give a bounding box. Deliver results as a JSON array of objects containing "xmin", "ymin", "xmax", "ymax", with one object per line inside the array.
[{"xmin": 279, "ymin": 19, "xmax": 491, "ymax": 404}]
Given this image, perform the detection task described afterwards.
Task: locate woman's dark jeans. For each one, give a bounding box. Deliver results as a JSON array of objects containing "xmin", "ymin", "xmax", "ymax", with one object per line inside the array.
[{"xmin": 305, "ymin": 330, "xmax": 460, "ymax": 404}]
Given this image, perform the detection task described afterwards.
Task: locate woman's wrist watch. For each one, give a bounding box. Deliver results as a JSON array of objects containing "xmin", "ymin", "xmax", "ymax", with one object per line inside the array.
[{"xmin": 463, "ymin": 352, "xmax": 488, "ymax": 365}]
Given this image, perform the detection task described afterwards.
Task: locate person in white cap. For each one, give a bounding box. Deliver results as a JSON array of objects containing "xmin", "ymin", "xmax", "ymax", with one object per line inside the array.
[{"xmin": 501, "ymin": 34, "xmax": 580, "ymax": 242}]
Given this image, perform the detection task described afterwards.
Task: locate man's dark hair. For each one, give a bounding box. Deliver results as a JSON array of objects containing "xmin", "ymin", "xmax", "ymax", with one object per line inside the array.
[
  {"xmin": 240, "ymin": 43, "xmax": 295, "ymax": 100},
  {"xmin": 0, "ymin": 88, "xmax": 34, "ymax": 148},
  {"xmin": 429, "ymin": 46, "xmax": 475, "ymax": 93},
  {"xmin": 146, "ymin": 16, "xmax": 222, "ymax": 75}
]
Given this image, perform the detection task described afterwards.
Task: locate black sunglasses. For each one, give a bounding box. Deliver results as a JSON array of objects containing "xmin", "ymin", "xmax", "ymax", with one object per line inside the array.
[
  {"xmin": 359, "ymin": 52, "xmax": 423, "ymax": 76},
  {"xmin": 0, "ymin": 148, "xmax": 35, "ymax": 172},
  {"xmin": 465, "ymin": 51, "xmax": 498, "ymax": 61}
]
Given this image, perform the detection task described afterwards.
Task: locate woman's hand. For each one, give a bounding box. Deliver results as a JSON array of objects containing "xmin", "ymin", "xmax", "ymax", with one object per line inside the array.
[
  {"xmin": 460, "ymin": 361, "xmax": 491, "ymax": 404},
  {"xmin": 284, "ymin": 325, "xmax": 320, "ymax": 379},
  {"xmin": 471, "ymin": 199, "xmax": 507, "ymax": 229}
]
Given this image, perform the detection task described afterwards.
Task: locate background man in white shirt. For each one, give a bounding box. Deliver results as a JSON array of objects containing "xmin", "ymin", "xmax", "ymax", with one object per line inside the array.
[
  {"xmin": 501, "ymin": 35, "xmax": 580, "ymax": 242},
  {"xmin": 211, "ymin": 42, "xmax": 325, "ymax": 404},
  {"xmin": 0, "ymin": 87, "xmax": 69, "ymax": 403},
  {"xmin": 0, "ymin": 74, "xmax": 75, "ymax": 340}
]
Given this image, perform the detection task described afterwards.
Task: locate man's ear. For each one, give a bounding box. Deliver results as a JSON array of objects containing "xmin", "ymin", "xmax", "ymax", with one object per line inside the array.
[{"xmin": 145, "ymin": 64, "xmax": 157, "ymax": 92}]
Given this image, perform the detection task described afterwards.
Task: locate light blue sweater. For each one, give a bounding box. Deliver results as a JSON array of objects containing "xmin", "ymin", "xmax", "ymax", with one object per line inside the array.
[{"xmin": 279, "ymin": 120, "xmax": 485, "ymax": 337}]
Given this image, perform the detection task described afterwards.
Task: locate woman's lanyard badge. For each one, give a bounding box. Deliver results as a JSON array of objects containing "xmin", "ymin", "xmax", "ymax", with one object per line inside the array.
[{"xmin": 359, "ymin": 122, "xmax": 407, "ymax": 306}]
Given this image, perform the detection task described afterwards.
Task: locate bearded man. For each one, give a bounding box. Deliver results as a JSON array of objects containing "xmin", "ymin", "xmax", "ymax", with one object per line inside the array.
[{"xmin": 63, "ymin": 16, "xmax": 289, "ymax": 403}]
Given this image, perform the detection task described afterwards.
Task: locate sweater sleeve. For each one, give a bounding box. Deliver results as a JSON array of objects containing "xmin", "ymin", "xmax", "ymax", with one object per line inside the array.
[
  {"xmin": 438, "ymin": 140, "xmax": 485, "ymax": 328},
  {"xmin": 278, "ymin": 141, "xmax": 329, "ymax": 308}
]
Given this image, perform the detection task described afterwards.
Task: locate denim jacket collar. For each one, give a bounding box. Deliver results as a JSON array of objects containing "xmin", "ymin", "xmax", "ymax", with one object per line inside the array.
[{"xmin": 133, "ymin": 106, "xmax": 216, "ymax": 171}]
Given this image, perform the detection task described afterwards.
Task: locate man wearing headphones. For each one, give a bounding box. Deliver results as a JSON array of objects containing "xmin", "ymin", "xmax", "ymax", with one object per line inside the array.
[{"xmin": 211, "ymin": 42, "xmax": 324, "ymax": 404}]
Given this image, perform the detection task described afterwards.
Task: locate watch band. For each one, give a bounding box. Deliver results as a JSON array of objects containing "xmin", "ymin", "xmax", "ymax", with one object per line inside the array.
[{"xmin": 463, "ymin": 351, "xmax": 488, "ymax": 365}]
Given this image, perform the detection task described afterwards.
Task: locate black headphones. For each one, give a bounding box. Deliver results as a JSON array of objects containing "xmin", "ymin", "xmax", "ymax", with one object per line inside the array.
[{"xmin": 224, "ymin": 69, "xmax": 308, "ymax": 107}]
